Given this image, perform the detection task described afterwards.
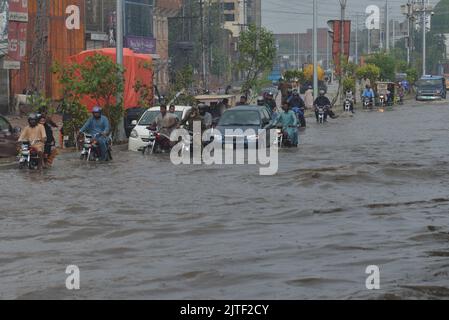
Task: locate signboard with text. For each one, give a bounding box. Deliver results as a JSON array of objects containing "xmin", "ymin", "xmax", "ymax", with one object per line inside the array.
[
  {"xmin": 8, "ymin": 0, "xmax": 28, "ymax": 22},
  {"xmin": 125, "ymin": 36, "xmax": 156, "ymax": 54}
]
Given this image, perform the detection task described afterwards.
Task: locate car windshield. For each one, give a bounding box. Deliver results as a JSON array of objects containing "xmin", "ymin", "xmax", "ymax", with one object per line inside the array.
[
  {"xmin": 416, "ymin": 79, "xmax": 442, "ymax": 88},
  {"xmin": 218, "ymin": 110, "xmax": 260, "ymax": 126},
  {"xmin": 138, "ymin": 110, "xmax": 183, "ymax": 125}
]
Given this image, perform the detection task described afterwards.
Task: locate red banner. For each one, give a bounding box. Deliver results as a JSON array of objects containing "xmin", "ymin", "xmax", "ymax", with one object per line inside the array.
[
  {"xmin": 329, "ymin": 20, "xmax": 351, "ymax": 74},
  {"xmin": 8, "ymin": 21, "xmax": 27, "ymax": 61}
]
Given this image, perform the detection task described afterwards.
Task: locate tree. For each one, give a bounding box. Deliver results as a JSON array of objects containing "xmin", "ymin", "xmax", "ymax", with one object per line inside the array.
[
  {"xmin": 236, "ymin": 25, "xmax": 277, "ymax": 96},
  {"xmin": 77, "ymin": 54, "xmax": 125, "ymax": 138},
  {"xmin": 356, "ymin": 64, "xmax": 381, "ymax": 85},
  {"xmin": 53, "ymin": 53, "xmax": 124, "ymax": 141},
  {"xmin": 365, "ymin": 53, "xmax": 396, "ymax": 81}
]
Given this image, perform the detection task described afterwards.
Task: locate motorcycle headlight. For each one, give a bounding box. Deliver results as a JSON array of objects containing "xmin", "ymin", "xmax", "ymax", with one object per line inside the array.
[{"xmin": 130, "ymin": 129, "xmax": 138, "ymax": 138}]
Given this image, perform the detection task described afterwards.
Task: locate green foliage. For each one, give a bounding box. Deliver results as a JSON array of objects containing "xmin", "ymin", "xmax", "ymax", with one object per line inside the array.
[
  {"xmin": 406, "ymin": 67, "xmax": 419, "ymax": 84},
  {"xmin": 356, "ymin": 64, "xmax": 381, "ymax": 84},
  {"xmin": 27, "ymin": 93, "xmax": 54, "ymax": 114},
  {"xmin": 283, "ymin": 70, "xmax": 305, "ymax": 82},
  {"xmin": 365, "ymin": 53, "xmax": 396, "ymax": 81},
  {"xmin": 431, "ymin": 0, "xmax": 449, "ymax": 34},
  {"xmin": 236, "ymin": 24, "xmax": 277, "ymax": 95},
  {"xmin": 343, "ymin": 77, "xmax": 356, "ymax": 92},
  {"xmin": 52, "ymin": 62, "xmax": 89, "ymax": 143},
  {"xmin": 166, "ymin": 65, "xmax": 197, "ymax": 106}
]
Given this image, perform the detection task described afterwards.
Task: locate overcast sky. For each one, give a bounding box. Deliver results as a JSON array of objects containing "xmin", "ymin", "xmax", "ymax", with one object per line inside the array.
[{"xmin": 262, "ymin": 0, "xmax": 437, "ymax": 33}]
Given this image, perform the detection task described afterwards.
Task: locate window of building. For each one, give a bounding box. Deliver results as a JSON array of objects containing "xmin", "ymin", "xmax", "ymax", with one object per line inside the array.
[
  {"xmin": 224, "ymin": 14, "xmax": 235, "ymax": 22},
  {"xmin": 125, "ymin": 0, "xmax": 154, "ymax": 37},
  {"xmin": 223, "ymin": 2, "xmax": 235, "ymax": 11}
]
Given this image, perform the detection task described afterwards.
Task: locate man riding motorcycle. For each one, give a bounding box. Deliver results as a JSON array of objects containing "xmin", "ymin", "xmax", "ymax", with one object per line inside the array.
[
  {"xmin": 344, "ymin": 89, "xmax": 355, "ymax": 113},
  {"xmin": 362, "ymin": 85, "xmax": 375, "ymax": 107},
  {"xmin": 38, "ymin": 113, "xmax": 56, "ymax": 166},
  {"xmin": 18, "ymin": 113, "xmax": 47, "ymax": 169},
  {"xmin": 314, "ymin": 89, "xmax": 337, "ymax": 122},
  {"xmin": 288, "ymin": 91, "xmax": 306, "ymax": 127},
  {"xmin": 265, "ymin": 92, "xmax": 277, "ymax": 113},
  {"xmin": 79, "ymin": 106, "xmax": 111, "ymax": 161},
  {"xmin": 198, "ymin": 103, "xmax": 213, "ymax": 130},
  {"xmin": 269, "ymin": 102, "xmax": 298, "ymax": 147}
]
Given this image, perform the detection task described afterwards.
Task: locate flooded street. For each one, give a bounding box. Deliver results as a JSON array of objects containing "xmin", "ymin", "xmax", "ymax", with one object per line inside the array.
[{"xmin": 1, "ymin": 101, "xmax": 449, "ymax": 299}]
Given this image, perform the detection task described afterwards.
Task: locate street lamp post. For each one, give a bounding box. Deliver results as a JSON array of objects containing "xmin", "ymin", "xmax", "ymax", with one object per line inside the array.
[
  {"xmin": 313, "ymin": 0, "xmax": 318, "ymax": 98},
  {"xmin": 339, "ymin": 0, "xmax": 347, "ymax": 104},
  {"xmin": 422, "ymin": 0, "xmax": 426, "ymax": 76}
]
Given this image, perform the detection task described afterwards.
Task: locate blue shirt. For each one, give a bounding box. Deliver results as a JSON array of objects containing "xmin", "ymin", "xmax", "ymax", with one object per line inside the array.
[
  {"xmin": 80, "ymin": 115, "xmax": 110, "ymax": 136},
  {"xmin": 362, "ymin": 89, "xmax": 374, "ymax": 98}
]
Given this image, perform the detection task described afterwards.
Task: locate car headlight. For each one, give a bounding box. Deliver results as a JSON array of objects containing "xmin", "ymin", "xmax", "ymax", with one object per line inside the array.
[
  {"xmin": 436, "ymin": 90, "xmax": 441, "ymax": 94},
  {"xmin": 130, "ymin": 129, "xmax": 138, "ymax": 138}
]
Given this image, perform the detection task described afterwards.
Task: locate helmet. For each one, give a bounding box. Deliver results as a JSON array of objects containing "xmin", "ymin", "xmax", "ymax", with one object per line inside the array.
[
  {"xmin": 92, "ymin": 106, "xmax": 102, "ymax": 113},
  {"xmin": 28, "ymin": 113, "xmax": 39, "ymax": 127},
  {"xmin": 319, "ymin": 89, "xmax": 326, "ymax": 96},
  {"xmin": 256, "ymin": 96, "xmax": 265, "ymax": 106}
]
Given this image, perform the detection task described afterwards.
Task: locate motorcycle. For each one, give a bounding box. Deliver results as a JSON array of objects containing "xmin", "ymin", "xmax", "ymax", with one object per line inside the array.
[
  {"xmin": 18, "ymin": 141, "xmax": 40, "ymax": 169},
  {"xmin": 79, "ymin": 133, "xmax": 112, "ymax": 161},
  {"xmin": 141, "ymin": 126, "xmax": 172, "ymax": 155},
  {"xmin": 378, "ymin": 94, "xmax": 386, "ymax": 108},
  {"xmin": 362, "ymin": 97, "xmax": 373, "ymax": 110},
  {"xmin": 316, "ymin": 105, "xmax": 328, "ymax": 124},
  {"xmin": 344, "ymin": 98, "xmax": 352, "ymax": 112}
]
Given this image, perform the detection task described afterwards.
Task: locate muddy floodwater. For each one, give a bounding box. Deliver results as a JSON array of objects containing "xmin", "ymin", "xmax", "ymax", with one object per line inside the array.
[{"xmin": 1, "ymin": 102, "xmax": 449, "ymax": 299}]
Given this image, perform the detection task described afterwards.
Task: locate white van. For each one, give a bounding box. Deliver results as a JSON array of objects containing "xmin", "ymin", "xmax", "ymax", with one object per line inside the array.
[{"xmin": 128, "ymin": 106, "xmax": 192, "ymax": 152}]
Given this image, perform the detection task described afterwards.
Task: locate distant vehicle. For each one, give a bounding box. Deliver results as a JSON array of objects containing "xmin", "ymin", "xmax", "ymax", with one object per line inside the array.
[
  {"xmin": 128, "ymin": 105, "xmax": 191, "ymax": 152},
  {"xmin": 415, "ymin": 75, "xmax": 447, "ymax": 101},
  {"xmin": 124, "ymin": 107, "xmax": 146, "ymax": 138},
  {"xmin": 213, "ymin": 105, "xmax": 273, "ymax": 149},
  {"xmin": 0, "ymin": 115, "xmax": 21, "ymax": 158}
]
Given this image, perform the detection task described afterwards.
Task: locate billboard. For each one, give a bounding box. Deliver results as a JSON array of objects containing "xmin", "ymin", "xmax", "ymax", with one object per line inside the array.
[
  {"xmin": 328, "ymin": 20, "xmax": 351, "ymax": 74},
  {"xmin": 0, "ymin": 0, "xmax": 8, "ymax": 53}
]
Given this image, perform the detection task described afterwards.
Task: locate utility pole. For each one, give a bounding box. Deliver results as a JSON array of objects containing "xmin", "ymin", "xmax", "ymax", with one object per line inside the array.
[
  {"xmin": 313, "ymin": 0, "xmax": 318, "ymax": 98},
  {"xmin": 386, "ymin": 0, "xmax": 390, "ymax": 52},
  {"xmin": 422, "ymin": 0, "xmax": 426, "ymax": 75},
  {"xmin": 116, "ymin": 0, "xmax": 123, "ymax": 67},
  {"xmin": 355, "ymin": 15, "xmax": 359, "ymax": 65},
  {"xmin": 339, "ymin": 0, "xmax": 347, "ymax": 104},
  {"xmin": 199, "ymin": 0, "xmax": 207, "ymax": 89}
]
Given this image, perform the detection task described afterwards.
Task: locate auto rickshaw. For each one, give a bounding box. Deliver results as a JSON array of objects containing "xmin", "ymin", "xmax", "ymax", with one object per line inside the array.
[
  {"xmin": 374, "ymin": 82, "xmax": 396, "ymax": 107},
  {"xmin": 194, "ymin": 94, "xmax": 237, "ymax": 126}
]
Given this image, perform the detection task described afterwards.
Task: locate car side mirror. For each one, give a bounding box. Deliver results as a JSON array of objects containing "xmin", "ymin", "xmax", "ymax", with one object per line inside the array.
[
  {"xmin": 13, "ymin": 127, "xmax": 21, "ymax": 134},
  {"xmin": 131, "ymin": 120, "xmax": 137, "ymax": 126}
]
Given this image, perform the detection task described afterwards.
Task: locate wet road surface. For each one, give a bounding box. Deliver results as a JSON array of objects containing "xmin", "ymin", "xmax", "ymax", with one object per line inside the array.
[{"xmin": 1, "ymin": 101, "xmax": 449, "ymax": 299}]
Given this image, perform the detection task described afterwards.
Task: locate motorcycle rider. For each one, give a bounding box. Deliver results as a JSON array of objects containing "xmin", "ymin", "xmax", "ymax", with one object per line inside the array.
[
  {"xmin": 288, "ymin": 91, "xmax": 306, "ymax": 127},
  {"xmin": 344, "ymin": 89, "xmax": 355, "ymax": 113},
  {"xmin": 79, "ymin": 106, "xmax": 111, "ymax": 161},
  {"xmin": 38, "ymin": 113, "xmax": 56, "ymax": 166},
  {"xmin": 304, "ymin": 85, "xmax": 314, "ymax": 110},
  {"xmin": 237, "ymin": 95, "xmax": 248, "ymax": 106},
  {"xmin": 314, "ymin": 89, "xmax": 337, "ymax": 122},
  {"xmin": 18, "ymin": 113, "xmax": 47, "ymax": 169},
  {"xmin": 265, "ymin": 92, "xmax": 277, "ymax": 113},
  {"xmin": 198, "ymin": 103, "xmax": 213, "ymax": 130},
  {"xmin": 362, "ymin": 84, "xmax": 375, "ymax": 106},
  {"xmin": 271, "ymin": 102, "xmax": 298, "ymax": 147}
]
